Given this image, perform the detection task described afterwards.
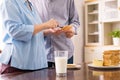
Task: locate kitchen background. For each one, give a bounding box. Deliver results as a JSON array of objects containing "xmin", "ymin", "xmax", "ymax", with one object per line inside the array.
[{"xmin": 72, "ymin": 0, "xmax": 84, "ymax": 64}]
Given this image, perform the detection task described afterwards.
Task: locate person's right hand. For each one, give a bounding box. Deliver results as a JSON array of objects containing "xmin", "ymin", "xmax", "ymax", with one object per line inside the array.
[
  {"xmin": 44, "ymin": 19, "xmax": 58, "ymax": 29},
  {"xmin": 43, "ymin": 27, "xmax": 61, "ymax": 36},
  {"xmin": 33, "ymin": 19, "xmax": 59, "ymax": 35}
]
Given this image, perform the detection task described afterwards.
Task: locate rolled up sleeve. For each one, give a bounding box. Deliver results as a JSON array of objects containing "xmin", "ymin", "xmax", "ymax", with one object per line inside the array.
[
  {"xmin": 1, "ymin": 0, "xmax": 34, "ymax": 42},
  {"xmin": 69, "ymin": 0, "xmax": 80, "ymax": 35}
]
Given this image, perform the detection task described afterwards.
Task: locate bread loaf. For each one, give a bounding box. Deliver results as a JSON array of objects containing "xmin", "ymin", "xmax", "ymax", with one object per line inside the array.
[
  {"xmin": 103, "ymin": 50, "xmax": 120, "ymax": 66},
  {"xmin": 61, "ymin": 25, "xmax": 72, "ymax": 31}
]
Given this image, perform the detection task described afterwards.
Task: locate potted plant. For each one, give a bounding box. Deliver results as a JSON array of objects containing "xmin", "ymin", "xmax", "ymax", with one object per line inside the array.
[{"xmin": 109, "ymin": 30, "xmax": 120, "ymax": 46}]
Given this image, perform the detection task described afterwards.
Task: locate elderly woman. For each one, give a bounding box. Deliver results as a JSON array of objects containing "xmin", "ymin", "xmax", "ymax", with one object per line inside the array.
[{"xmin": 0, "ymin": 0, "xmax": 58, "ymax": 74}]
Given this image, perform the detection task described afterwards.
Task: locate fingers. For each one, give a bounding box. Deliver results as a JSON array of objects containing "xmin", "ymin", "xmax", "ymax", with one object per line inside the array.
[
  {"xmin": 54, "ymin": 29, "xmax": 63, "ymax": 35},
  {"xmin": 53, "ymin": 25, "xmax": 75, "ymax": 37},
  {"xmin": 45, "ymin": 19, "xmax": 59, "ymax": 29},
  {"xmin": 65, "ymin": 32, "xmax": 74, "ymax": 38},
  {"xmin": 65, "ymin": 28, "xmax": 75, "ymax": 38},
  {"xmin": 61, "ymin": 25, "xmax": 72, "ymax": 32},
  {"xmin": 45, "ymin": 22, "xmax": 75, "ymax": 38},
  {"xmin": 49, "ymin": 19, "xmax": 59, "ymax": 28}
]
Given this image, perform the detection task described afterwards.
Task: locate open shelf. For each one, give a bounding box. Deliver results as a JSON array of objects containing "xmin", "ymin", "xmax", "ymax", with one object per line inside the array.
[{"xmin": 103, "ymin": 22, "xmax": 120, "ymax": 45}]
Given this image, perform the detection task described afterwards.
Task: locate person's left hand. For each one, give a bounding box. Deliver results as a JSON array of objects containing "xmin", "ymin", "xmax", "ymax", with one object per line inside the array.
[
  {"xmin": 43, "ymin": 27, "xmax": 62, "ymax": 36},
  {"xmin": 63, "ymin": 25, "xmax": 75, "ymax": 38},
  {"xmin": 44, "ymin": 25, "xmax": 75, "ymax": 38}
]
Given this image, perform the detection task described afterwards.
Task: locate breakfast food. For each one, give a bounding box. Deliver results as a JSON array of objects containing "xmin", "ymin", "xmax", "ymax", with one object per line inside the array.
[
  {"xmin": 103, "ymin": 50, "xmax": 120, "ymax": 66},
  {"xmin": 67, "ymin": 64, "xmax": 81, "ymax": 69},
  {"xmin": 67, "ymin": 64, "xmax": 76, "ymax": 68},
  {"xmin": 61, "ymin": 25, "xmax": 72, "ymax": 31},
  {"xmin": 93, "ymin": 59, "xmax": 103, "ymax": 66},
  {"xmin": 92, "ymin": 50, "xmax": 120, "ymax": 67}
]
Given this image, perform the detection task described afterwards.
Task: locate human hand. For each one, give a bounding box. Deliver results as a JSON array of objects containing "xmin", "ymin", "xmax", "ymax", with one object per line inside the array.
[
  {"xmin": 43, "ymin": 27, "xmax": 61, "ymax": 36},
  {"xmin": 44, "ymin": 19, "xmax": 58, "ymax": 29},
  {"xmin": 52, "ymin": 25, "xmax": 75, "ymax": 37},
  {"xmin": 63, "ymin": 25, "xmax": 75, "ymax": 38},
  {"xmin": 33, "ymin": 19, "xmax": 59, "ymax": 35}
]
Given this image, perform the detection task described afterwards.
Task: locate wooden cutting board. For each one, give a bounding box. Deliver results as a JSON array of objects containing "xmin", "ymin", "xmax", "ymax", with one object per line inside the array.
[
  {"xmin": 85, "ymin": 0, "xmax": 97, "ymax": 2},
  {"xmin": 67, "ymin": 64, "xmax": 81, "ymax": 70}
]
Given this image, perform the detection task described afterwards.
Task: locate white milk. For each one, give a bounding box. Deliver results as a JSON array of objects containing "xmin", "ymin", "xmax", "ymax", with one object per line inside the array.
[{"xmin": 55, "ymin": 57, "xmax": 67, "ymax": 73}]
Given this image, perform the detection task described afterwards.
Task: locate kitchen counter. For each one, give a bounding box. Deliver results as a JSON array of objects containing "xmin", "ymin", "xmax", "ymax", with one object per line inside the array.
[{"xmin": 0, "ymin": 63, "xmax": 120, "ymax": 80}]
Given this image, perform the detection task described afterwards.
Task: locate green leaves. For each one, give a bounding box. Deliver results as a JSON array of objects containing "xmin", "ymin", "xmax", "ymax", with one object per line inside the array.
[{"xmin": 109, "ymin": 30, "xmax": 120, "ymax": 38}]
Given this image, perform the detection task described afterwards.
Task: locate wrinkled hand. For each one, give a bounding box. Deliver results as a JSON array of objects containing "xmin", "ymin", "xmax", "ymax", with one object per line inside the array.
[
  {"xmin": 44, "ymin": 27, "xmax": 61, "ymax": 36},
  {"xmin": 63, "ymin": 25, "xmax": 75, "ymax": 38},
  {"xmin": 44, "ymin": 25, "xmax": 75, "ymax": 37},
  {"xmin": 44, "ymin": 19, "xmax": 58, "ymax": 29}
]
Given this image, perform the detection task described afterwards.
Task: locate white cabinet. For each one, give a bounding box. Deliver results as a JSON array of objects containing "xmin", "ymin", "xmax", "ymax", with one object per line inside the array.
[
  {"xmin": 84, "ymin": 46, "xmax": 120, "ymax": 63},
  {"xmin": 84, "ymin": 47, "xmax": 102, "ymax": 63},
  {"xmin": 102, "ymin": 0, "xmax": 120, "ymax": 22},
  {"xmin": 84, "ymin": 0, "xmax": 120, "ymax": 63},
  {"xmin": 85, "ymin": 0, "xmax": 120, "ymax": 46},
  {"xmin": 84, "ymin": 1, "xmax": 102, "ymax": 63},
  {"xmin": 85, "ymin": 1, "xmax": 102, "ymax": 45}
]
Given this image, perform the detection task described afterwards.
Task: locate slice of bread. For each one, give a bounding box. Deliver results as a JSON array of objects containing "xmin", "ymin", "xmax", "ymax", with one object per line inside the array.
[{"xmin": 61, "ymin": 25, "xmax": 72, "ymax": 31}]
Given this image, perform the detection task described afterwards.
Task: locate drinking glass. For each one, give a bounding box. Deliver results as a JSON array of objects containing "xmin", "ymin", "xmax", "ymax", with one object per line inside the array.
[{"xmin": 54, "ymin": 51, "xmax": 68, "ymax": 77}]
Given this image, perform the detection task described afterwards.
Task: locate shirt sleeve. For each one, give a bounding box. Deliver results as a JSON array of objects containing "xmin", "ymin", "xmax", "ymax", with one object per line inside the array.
[
  {"xmin": 69, "ymin": 0, "xmax": 80, "ymax": 35},
  {"xmin": 1, "ymin": 0, "xmax": 34, "ymax": 42}
]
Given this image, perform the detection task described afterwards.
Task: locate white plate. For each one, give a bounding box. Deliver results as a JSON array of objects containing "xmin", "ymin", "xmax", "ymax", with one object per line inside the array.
[{"xmin": 88, "ymin": 63, "xmax": 120, "ymax": 69}]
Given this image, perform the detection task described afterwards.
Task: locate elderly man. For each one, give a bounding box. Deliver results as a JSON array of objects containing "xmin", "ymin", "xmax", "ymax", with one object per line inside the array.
[{"xmin": 31, "ymin": 0, "xmax": 80, "ymax": 67}]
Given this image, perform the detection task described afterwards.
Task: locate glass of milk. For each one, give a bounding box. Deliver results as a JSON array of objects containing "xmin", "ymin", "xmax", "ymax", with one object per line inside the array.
[{"xmin": 54, "ymin": 51, "xmax": 68, "ymax": 77}]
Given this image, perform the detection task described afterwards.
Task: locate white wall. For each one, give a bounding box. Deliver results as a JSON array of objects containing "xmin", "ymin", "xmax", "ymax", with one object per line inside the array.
[{"xmin": 73, "ymin": 0, "xmax": 85, "ymax": 64}]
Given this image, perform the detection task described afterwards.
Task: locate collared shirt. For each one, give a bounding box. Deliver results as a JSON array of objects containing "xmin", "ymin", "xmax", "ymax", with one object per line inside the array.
[
  {"xmin": 0, "ymin": 0, "xmax": 47, "ymax": 70},
  {"xmin": 31, "ymin": 0, "xmax": 80, "ymax": 62}
]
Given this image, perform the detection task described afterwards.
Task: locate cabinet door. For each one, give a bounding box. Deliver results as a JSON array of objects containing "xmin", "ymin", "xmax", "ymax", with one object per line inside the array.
[
  {"xmin": 85, "ymin": 1, "xmax": 101, "ymax": 45},
  {"xmin": 84, "ymin": 47, "xmax": 102, "ymax": 63},
  {"xmin": 102, "ymin": 0, "xmax": 120, "ymax": 22}
]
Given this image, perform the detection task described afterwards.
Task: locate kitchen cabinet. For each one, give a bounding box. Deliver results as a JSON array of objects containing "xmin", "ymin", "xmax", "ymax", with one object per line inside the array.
[
  {"xmin": 84, "ymin": 1, "xmax": 102, "ymax": 63},
  {"xmin": 101, "ymin": 0, "xmax": 120, "ymax": 22},
  {"xmin": 84, "ymin": 46, "xmax": 102, "ymax": 63},
  {"xmin": 85, "ymin": 1, "xmax": 102, "ymax": 46},
  {"xmin": 103, "ymin": 22, "xmax": 120, "ymax": 45},
  {"xmin": 84, "ymin": 0, "xmax": 120, "ymax": 63}
]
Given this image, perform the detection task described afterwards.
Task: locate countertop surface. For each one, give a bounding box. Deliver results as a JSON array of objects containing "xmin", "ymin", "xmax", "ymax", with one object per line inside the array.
[{"xmin": 1, "ymin": 63, "xmax": 120, "ymax": 80}]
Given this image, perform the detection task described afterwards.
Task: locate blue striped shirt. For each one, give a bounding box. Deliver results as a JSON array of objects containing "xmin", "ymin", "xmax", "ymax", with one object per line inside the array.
[{"xmin": 0, "ymin": 0, "xmax": 47, "ymax": 70}]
